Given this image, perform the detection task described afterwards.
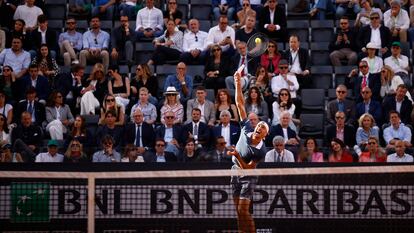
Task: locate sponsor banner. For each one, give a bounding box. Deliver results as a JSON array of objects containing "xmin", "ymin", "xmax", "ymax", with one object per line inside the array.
[{"xmin": 1, "ymin": 184, "xmax": 413, "ymax": 220}]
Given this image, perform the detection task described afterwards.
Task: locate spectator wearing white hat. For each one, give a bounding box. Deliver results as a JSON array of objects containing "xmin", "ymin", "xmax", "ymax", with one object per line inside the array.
[{"xmin": 361, "ymin": 42, "xmax": 383, "ymax": 74}]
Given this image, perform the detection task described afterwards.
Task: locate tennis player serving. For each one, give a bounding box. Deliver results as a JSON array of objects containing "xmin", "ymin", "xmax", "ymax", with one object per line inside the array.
[{"xmin": 229, "ymin": 68, "xmax": 268, "ymax": 232}]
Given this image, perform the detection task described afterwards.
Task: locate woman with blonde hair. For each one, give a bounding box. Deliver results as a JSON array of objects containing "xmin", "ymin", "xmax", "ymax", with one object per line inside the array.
[
  {"xmin": 98, "ymin": 94, "xmax": 125, "ymax": 125},
  {"xmin": 354, "ymin": 113, "xmax": 379, "ymax": 154},
  {"xmin": 64, "ymin": 139, "xmax": 88, "ymax": 163},
  {"xmin": 380, "ymin": 65, "xmax": 412, "ymax": 101},
  {"xmin": 160, "ymin": 86, "xmax": 184, "ymax": 124},
  {"xmin": 80, "ymin": 63, "xmax": 108, "ymax": 115}
]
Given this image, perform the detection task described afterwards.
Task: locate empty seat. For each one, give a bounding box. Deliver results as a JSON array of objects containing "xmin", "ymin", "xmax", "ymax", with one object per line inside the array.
[
  {"xmin": 190, "ymin": 0, "xmax": 212, "ymax": 20},
  {"xmin": 287, "ymin": 20, "xmax": 309, "ymax": 42},
  {"xmin": 186, "ymin": 65, "xmax": 205, "ymax": 77},
  {"xmin": 299, "ymin": 113, "xmax": 325, "ymax": 138},
  {"xmin": 155, "ymin": 65, "xmax": 177, "ymax": 77},
  {"xmin": 311, "ymin": 20, "xmax": 334, "ymax": 42},
  {"xmin": 82, "ymin": 114, "xmax": 100, "ymax": 125},
  {"xmin": 287, "ymin": 0, "xmax": 310, "ymax": 19},
  {"xmin": 310, "ymin": 42, "xmax": 331, "ymax": 65},
  {"xmin": 44, "ymin": 0, "xmax": 67, "ymax": 20},
  {"xmin": 301, "ymin": 89, "xmax": 325, "ymax": 112},
  {"xmin": 334, "ymin": 66, "xmax": 355, "ymax": 87},
  {"xmin": 100, "ymin": 20, "xmax": 113, "ymax": 32},
  {"xmin": 135, "ymin": 42, "xmax": 155, "ymax": 64},
  {"xmin": 311, "ymin": 65, "xmax": 333, "ymax": 89},
  {"xmin": 76, "ymin": 20, "xmax": 89, "ymax": 33},
  {"xmin": 48, "ymin": 20, "xmax": 64, "ymax": 32}
]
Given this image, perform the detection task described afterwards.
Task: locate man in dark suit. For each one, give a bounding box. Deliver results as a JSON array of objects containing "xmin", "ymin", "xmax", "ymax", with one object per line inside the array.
[
  {"xmin": 144, "ymin": 139, "xmax": 177, "ymax": 162},
  {"xmin": 110, "ymin": 15, "xmax": 136, "ymax": 65},
  {"xmin": 15, "ymin": 87, "xmax": 45, "ymax": 127},
  {"xmin": 12, "ymin": 111, "xmax": 43, "ymax": 162},
  {"xmin": 283, "ymin": 34, "xmax": 311, "ymax": 88},
  {"xmin": 225, "ymin": 41, "xmax": 258, "ymax": 91},
  {"xmin": 29, "ymin": 14, "xmax": 58, "ymax": 58},
  {"xmin": 345, "ymin": 60, "xmax": 381, "ymax": 103},
  {"xmin": 213, "ymin": 110, "xmax": 240, "ymax": 146},
  {"xmin": 267, "ymin": 111, "xmax": 299, "ymax": 154},
  {"xmin": 326, "ymin": 84, "xmax": 356, "ymax": 125},
  {"xmin": 206, "ymin": 136, "xmax": 232, "ymax": 163},
  {"xmin": 355, "ymin": 86, "xmax": 383, "ymax": 126},
  {"xmin": 124, "ymin": 108, "xmax": 155, "ymax": 156},
  {"xmin": 258, "ymin": 0, "xmax": 287, "ymax": 42},
  {"xmin": 55, "ymin": 64, "xmax": 84, "ymax": 115},
  {"xmin": 382, "ymin": 84, "xmax": 413, "ymax": 125},
  {"xmin": 357, "ymin": 11, "xmax": 391, "ymax": 58},
  {"xmin": 95, "ymin": 110, "xmax": 124, "ymax": 151},
  {"xmin": 19, "ymin": 64, "xmax": 50, "ymax": 103},
  {"xmin": 325, "ymin": 111, "xmax": 356, "ymax": 148},
  {"xmin": 155, "ymin": 111, "xmax": 183, "ymax": 156},
  {"xmin": 182, "ymin": 108, "xmax": 210, "ymax": 149}
]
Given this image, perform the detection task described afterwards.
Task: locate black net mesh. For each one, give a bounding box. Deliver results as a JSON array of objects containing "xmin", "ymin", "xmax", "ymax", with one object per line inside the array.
[{"xmin": 246, "ymin": 33, "xmax": 270, "ymax": 58}]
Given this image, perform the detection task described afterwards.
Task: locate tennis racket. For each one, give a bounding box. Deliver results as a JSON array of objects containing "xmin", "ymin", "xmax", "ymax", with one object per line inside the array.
[{"xmin": 236, "ymin": 33, "xmax": 270, "ymax": 74}]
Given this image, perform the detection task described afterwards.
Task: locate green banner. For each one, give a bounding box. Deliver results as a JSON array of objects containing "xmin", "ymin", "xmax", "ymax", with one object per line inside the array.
[{"xmin": 11, "ymin": 183, "xmax": 50, "ymax": 223}]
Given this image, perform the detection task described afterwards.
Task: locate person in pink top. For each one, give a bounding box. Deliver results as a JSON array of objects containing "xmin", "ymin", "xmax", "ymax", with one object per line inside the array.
[
  {"xmin": 298, "ymin": 138, "xmax": 324, "ymax": 162},
  {"xmin": 329, "ymin": 138, "xmax": 354, "ymax": 162},
  {"xmin": 359, "ymin": 136, "xmax": 387, "ymax": 162}
]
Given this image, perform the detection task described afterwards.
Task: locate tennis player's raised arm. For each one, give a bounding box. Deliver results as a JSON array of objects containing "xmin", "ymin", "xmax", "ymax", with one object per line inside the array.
[{"xmin": 234, "ymin": 69, "xmax": 247, "ymax": 121}]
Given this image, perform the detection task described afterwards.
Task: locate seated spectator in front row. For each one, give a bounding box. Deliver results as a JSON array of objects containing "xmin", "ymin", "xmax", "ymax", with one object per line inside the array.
[
  {"xmin": 15, "ymin": 87, "xmax": 45, "ymax": 127},
  {"xmin": 186, "ymin": 86, "xmax": 216, "ymax": 127},
  {"xmin": 206, "ymin": 136, "xmax": 232, "ymax": 163},
  {"xmin": 130, "ymin": 87, "xmax": 157, "ymax": 125},
  {"xmin": 0, "ymin": 37, "xmax": 31, "ymax": 80},
  {"xmin": 383, "ymin": 110, "xmax": 412, "ymax": 150},
  {"xmin": 0, "ymin": 144, "xmax": 23, "ymax": 163},
  {"xmin": 325, "ymin": 111, "xmax": 356, "ymax": 148},
  {"xmin": 354, "ymin": 113, "xmax": 379, "ymax": 156},
  {"xmin": 265, "ymin": 136, "xmax": 295, "ymax": 163},
  {"xmin": 79, "ymin": 16, "xmax": 110, "ymax": 72},
  {"xmin": 144, "ymin": 138, "xmax": 177, "ymax": 162},
  {"xmin": 64, "ymin": 139, "xmax": 89, "ymax": 163},
  {"xmin": 382, "ymin": 84, "xmax": 412, "ymax": 125},
  {"xmin": 121, "ymin": 144, "xmax": 144, "ymax": 163},
  {"xmin": 213, "ymin": 110, "xmax": 240, "ymax": 147},
  {"xmin": 327, "ymin": 84, "xmax": 356, "ymax": 125},
  {"xmin": 147, "ymin": 19, "xmax": 183, "ymax": 66},
  {"xmin": 384, "ymin": 41, "xmax": 410, "ymax": 87},
  {"xmin": 355, "ymin": 86, "xmax": 382, "ymax": 126},
  {"xmin": 180, "ymin": 139, "xmax": 208, "ymax": 162},
  {"xmin": 93, "ymin": 135, "xmax": 121, "ymax": 162},
  {"xmin": 359, "ymin": 136, "xmax": 387, "ymax": 162},
  {"xmin": 35, "ymin": 140, "xmax": 64, "ymax": 163},
  {"xmin": 328, "ymin": 138, "xmax": 354, "ymax": 162},
  {"xmin": 156, "ymin": 111, "xmax": 183, "ymax": 157},
  {"xmin": 12, "ymin": 111, "xmax": 43, "ymax": 162},
  {"xmin": 387, "ymin": 140, "xmax": 414, "ymax": 162},
  {"xmin": 297, "ymin": 138, "xmax": 324, "ymax": 162}
]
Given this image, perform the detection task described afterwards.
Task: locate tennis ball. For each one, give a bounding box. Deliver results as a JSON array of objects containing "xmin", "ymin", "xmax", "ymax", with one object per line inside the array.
[{"xmin": 255, "ymin": 38, "xmax": 262, "ymax": 44}]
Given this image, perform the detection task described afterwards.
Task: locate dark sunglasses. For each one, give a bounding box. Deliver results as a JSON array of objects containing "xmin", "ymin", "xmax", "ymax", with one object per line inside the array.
[
  {"xmin": 136, "ymin": 68, "xmax": 141, "ymax": 71},
  {"xmin": 71, "ymin": 144, "xmax": 81, "ymax": 147},
  {"xmin": 335, "ymin": 116, "xmax": 345, "ymax": 119},
  {"xmin": 168, "ymin": 2, "xmax": 176, "ymax": 4},
  {"xmin": 2, "ymin": 69, "xmax": 11, "ymax": 72},
  {"xmin": 166, "ymin": 94, "xmax": 176, "ymax": 96},
  {"xmin": 213, "ymin": 48, "xmax": 221, "ymax": 52},
  {"xmin": 362, "ymin": 91, "xmax": 371, "ymax": 94},
  {"xmin": 66, "ymin": 22, "xmax": 76, "ymax": 25},
  {"xmin": 105, "ymin": 98, "xmax": 115, "ymax": 102},
  {"xmin": 94, "ymin": 38, "xmax": 98, "ymax": 44},
  {"xmin": 165, "ymin": 116, "xmax": 175, "ymax": 119},
  {"xmin": 268, "ymin": 45, "xmax": 275, "ymax": 48},
  {"xmin": 243, "ymin": 4, "xmax": 250, "ymax": 6},
  {"xmin": 359, "ymin": 65, "xmax": 368, "ymax": 68},
  {"xmin": 280, "ymin": 93, "xmax": 289, "ymax": 96},
  {"xmin": 156, "ymin": 144, "xmax": 165, "ymax": 147},
  {"xmin": 195, "ymin": 36, "xmax": 198, "ymax": 42},
  {"xmin": 370, "ymin": 16, "xmax": 379, "ymax": 20},
  {"xmin": 218, "ymin": 142, "xmax": 226, "ymax": 145},
  {"xmin": 279, "ymin": 66, "xmax": 288, "ymax": 69},
  {"xmin": 336, "ymin": 90, "xmax": 346, "ymax": 94}
]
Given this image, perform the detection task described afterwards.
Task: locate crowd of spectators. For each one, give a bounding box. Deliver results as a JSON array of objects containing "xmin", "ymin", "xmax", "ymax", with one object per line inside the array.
[{"xmin": 0, "ymin": 0, "xmax": 414, "ymax": 163}]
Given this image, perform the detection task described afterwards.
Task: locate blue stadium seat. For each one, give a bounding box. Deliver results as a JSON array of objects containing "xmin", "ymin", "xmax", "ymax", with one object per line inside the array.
[
  {"xmin": 287, "ymin": 20, "xmax": 309, "ymax": 42},
  {"xmin": 287, "ymin": 0, "xmax": 310, "ymax": 19},
  {"xmin": 190, "ymin": 0, "xmax": 212, "ymax": 20},
  {"xmin": 199, "ymin": 20, "xmax": 212, "ymax": 32},
  {"xmin": 135, "ymin": 42, "xmax": 155, "ymax": 64},
  {"xmin": 311, "ymin": 65, "xmax": 333, "ymax": 89},
  {"xmin": 299, "ymin": 113, "xmax": 325, "ymax": 138},
  {"xmin": 311, "ymin": 20, "xmax": 334, "ymax": 42},
  {"xmin": 44, "ymin": 0, "xmax": 67, "ymax": 20},
  {"xmin": 301, "ymin": 89, "xmax": 325, "ymax": 112},
  {"xmin": 310, "ymin": 42, "xmax": 331, "ymax": 65},
  {"xmin": 334, "ymin": 66, "xmax": 355, "ymax": 87}
]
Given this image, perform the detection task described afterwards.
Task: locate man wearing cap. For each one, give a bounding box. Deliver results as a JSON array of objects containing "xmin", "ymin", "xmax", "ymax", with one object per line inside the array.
[
  {"xmin": 35, "ymin": 140, "xmax": 64, "ymax": 163},
  {"xmin": 357, "ymin": 11, "xmax": 391, "ymax": 58},
  {"xmin": 164, "ymin": 62, "xmax": 193, "ymax": 103},
  {"xmin": 329, "ymin": 16, "xmax": 358, "ymax": 66},
  {"xmin": 384, "ymin": 41, "xmax": 410, "ymax": 87},
  {"xmin": 384, "ymin": 0, "xmax": 409, "ymax": 42},
  {"xmin": 229, "ymin": 68, "xmax": 268, "ymax": 233},
  {"xmin": 346, "ymin": 60, "xmax": 381, "ymax": 103}
]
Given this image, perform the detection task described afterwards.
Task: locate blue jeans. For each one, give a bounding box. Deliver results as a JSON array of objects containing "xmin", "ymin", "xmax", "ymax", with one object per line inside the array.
[
  {"xmin": 92, "ymin": 5, "xmax": 114, "ymax": 20},
  {"xmin": 136, "ymin": 29, "xmax": 163, "ymax": 40},
  {"xmin": 213, "ymin": 7, "xmax": 235, "ymax": 21},
  {"xmin": 312, "ymin": 0, "xmax": 335, "ymax": 20},
  {"xmin": 336, "ymin": 3, "xmax": 361, "ymax": 18},
  {"xmin": 119, "ymin": 3, "xmax": 137, "ymax": 19}
]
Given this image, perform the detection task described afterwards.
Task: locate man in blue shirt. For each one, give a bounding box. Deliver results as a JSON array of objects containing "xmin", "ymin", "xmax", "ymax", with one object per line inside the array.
[
  {"xmin": 164, "ymin": 62, "xmax": 193, "ymax": 103},
  {"xmin": 228, "ymin": 68, "xmax": 268, "ymax": 233}
]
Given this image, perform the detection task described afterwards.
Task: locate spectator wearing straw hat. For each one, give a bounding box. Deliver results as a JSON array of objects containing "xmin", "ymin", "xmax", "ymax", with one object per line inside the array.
[
  {"xmin": 160, "ymin": 86, "xmax": 184, "ymax": 125},
  {"xmin": 35, "ymin": 140, "xmax": 64, "ymax": 163},
  {"xmin": 384, "ymin": 0, "xmax": 409, "ymax": 42}
]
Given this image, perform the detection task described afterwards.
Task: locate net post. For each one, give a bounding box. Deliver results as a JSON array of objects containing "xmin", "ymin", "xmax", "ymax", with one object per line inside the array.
[{"xmin": 87, "ymin": 174, "xmax": 95, "ymax": 233}]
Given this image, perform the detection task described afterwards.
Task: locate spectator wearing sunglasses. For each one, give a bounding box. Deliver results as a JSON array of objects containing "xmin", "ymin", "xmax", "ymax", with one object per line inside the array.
[
  {"xmin": 270, "ymin": 59, "xmax": 299, "ymax": 99},
  {"xmin": 93, "ymin": 135, "xmax": 121, "ymax": 162},
  {"xmin": 326, "ymin": 84, "xmax": 356, "ymax": 125},
  {"xmin": 144, "ymin": 138, "xmax": 177, "ymax": 162},
  {"xmin": 345, "ymin": 60, "xmax": 381, "ymax": 103},
  {"xmin": 156, "ymin": 110, "xmax": 183, "ymax": 157}
]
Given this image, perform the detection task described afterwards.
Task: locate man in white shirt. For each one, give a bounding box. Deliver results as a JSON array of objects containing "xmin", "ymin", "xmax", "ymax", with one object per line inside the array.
[
  {"xmin": 213, "ymin": 110, "xmax": 240, "ymax": 147},
  {"xmin": 271, "ymin": 59, "xmax": 299, "ymax": 98},
  {"xmin": 387, "ymin": 140, "xmax": 414, "ymax": 162},
  {"xmin": 135, "ymin": 0, "xmax": 163, "ymax": 40},
  {"xmin": 383, "ymin": 0, "xmax": 409, "ymax": 42},
  {"xmin": 13, "ymin": 0, "xmax": 43, "ymax": 32},
  {"xmin": 384, "ymin": 41, "xmax": 410, "ymax": 86},
  {"xmin": 35, "ymin": 140, "xmax": 64, "ymax": 162},
  {"xmin": 180, "ymin": 19, "xmax": 208, "ymax": 65},
  {"xmin": 205, "ymin": 15, "xmax": 235, "ymax": 56},
  {"xmin": 0, "ymin": 37, "xmax": 30, "ymax": 79},
  {"xmin": 265, "ymin": 135, "xmax": 295, "ymax": 162},
  {"xmin": 283, "ymin": 35, "xmax": 311, "ymax": 88}
]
